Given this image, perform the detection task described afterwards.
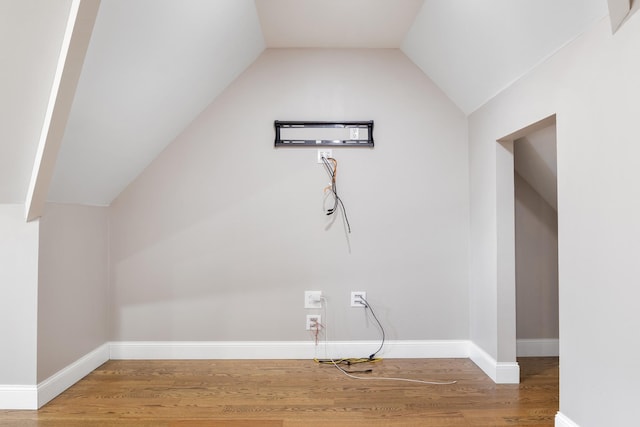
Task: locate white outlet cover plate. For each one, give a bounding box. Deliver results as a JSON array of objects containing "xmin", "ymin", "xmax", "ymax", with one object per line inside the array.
[
  {"xmin": 317, "ymin": 149, "xmax": 332, "ymax": 163},
  {"xmin": 306, "ymin": 314, "xmax": 321, "ymax": 330},
  {"xmin": 351, "ymin": 291, "xmax": 367, "ymax": 307},
  {"xmin": 305, "ymin": 290, "xmax": 322, "ymax": 308}
]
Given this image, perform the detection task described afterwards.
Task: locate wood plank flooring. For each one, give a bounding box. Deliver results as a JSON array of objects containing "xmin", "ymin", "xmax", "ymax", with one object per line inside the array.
[{"xmin": 0, "ymin": 357, "xmax": 558, "ymax": 426}]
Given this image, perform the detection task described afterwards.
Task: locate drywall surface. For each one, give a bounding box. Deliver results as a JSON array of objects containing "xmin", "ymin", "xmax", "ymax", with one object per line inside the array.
[
  {"xmin": 514, "ymin": 173, "xmax": 558, "ymax": 339},
  {"xmin": 49, "ymin": 0, "xmax": 265, "ymax": 206},
  {"xmin": 468, "ymin": 15, "xmax": 640, "ymax": 427},
  {"xmin": 0, "ymin": 0, "xmax": 72, "ymax": 203},
  {"xmin": 0, "ymin": 205, "xmax": 38, "ymax": 385},
  {"xmin": 109, "ymin": 49, "xmax": 469, "ymax": 344},
  {"xmin": 37, "ymin": 203, "xmax": 109, "ymax": 382}
]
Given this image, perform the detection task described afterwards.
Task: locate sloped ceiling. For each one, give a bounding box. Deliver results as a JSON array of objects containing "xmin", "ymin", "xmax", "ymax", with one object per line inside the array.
[
  {"xmin": 47, "ymin": 0, "xmax": 264, "ymax": 205},
  {"xmin": 0, "ymin": 0, "xmax": 610, "ymax": 207},
  {"xmin": 402, "ymin": 0, "xmax": 609, "ymax": 114},
  {"xmin": 515, "ymin": 124, "xmax": 557, "ymax": 211},
  {"xmin": 0, "ymin": 0, "xmax": 73, "ymax": 203}
]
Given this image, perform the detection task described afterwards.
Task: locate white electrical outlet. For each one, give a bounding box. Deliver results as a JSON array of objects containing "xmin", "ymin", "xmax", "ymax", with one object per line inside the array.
[
  {"xmin": 304, "ymin": 290, "xmax": 322, "ymax": 309},
  {"xmin": 317, "ymin": 149, "xmax": 332, "ymax": 163},
  {"xmin": 351, "ymin": 291, "xmax": 367, "ymax": 307},
  {"xmin": 306, "ymin": 314, "xmax": 321, "ymax": 330},
  {"xmin": 349, "ymin": 128, "xmax": 360, "ymax": 140}
]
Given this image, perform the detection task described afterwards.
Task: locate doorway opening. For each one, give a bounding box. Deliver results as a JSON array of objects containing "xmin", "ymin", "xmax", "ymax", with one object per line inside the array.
[
  {"xmin": 513, "ymin": 125, "xmax": 559, "ymax": 358},
  {"xmin": 495, "ymin": 114, "xmax": 559, "ymax": 381}
]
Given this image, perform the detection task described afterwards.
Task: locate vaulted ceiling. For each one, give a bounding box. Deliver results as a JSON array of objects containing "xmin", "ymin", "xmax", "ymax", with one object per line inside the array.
[{"xmin": 0, "ymin": 0, "xmax": 610, "ymax": 209}]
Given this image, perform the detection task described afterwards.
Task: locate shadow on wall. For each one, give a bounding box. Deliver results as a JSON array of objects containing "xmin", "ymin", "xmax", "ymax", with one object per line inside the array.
[{"xmin": 514, "ymin": 173, "xmax": 559, "ymax": 341}]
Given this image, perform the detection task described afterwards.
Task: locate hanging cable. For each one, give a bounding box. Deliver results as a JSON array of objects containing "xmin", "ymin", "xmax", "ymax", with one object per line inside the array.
[
  {"xmin": 355, "ymin": 295, "xmax": 385, "ymax": 360},
  {"xmin": 321, "ymin": 156, "xmax": 351, "ymax": 233}
]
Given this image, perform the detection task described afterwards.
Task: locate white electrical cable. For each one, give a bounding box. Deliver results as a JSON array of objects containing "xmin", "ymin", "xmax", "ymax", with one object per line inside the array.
[
  {"xmin": 329, "ymin": 359, "xmax": 457, "ymax": 385},
  {"xmin": 316, "ymin": 296, "xmax": 457, "ymax": 386}
]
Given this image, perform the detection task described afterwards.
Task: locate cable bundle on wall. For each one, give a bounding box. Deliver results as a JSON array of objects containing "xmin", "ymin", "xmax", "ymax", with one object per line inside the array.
[{"xmin": 321, "ymin": 156, "xmax": 351, "ymax": 233}]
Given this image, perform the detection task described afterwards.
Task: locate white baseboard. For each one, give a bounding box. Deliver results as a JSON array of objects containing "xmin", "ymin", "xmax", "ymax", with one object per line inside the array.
[
  {"xmin": 469, "ymin": 342, "xmax": 520, "ymax": 384},
  {"xmin": 0, "ymin": 385, "xmax": 38, "ymax": 410},
  {"xmin": 0, "ymin": 343, "xmax": 109, "ymax": 410},
  {"xmin": 1, "ymin": 339, "xmax": 521, "ymax": 410},
  {"xmin": 37, "ymin": 343, "xmax": 109, "ymax": 408},
  {"xmin": 556, "ymin": 411, "xmax": 580, "ymax": 427},
  {"xmin": 110, "ymin": 340, "xmax": 521, "ymax": 384},
  {"xmin": 109, "ymin": 340, "xmax": 471, "ymax": 360},
  {"xmin": 517, "ymin": 339, "xmax": 559, "ymax": 357}
]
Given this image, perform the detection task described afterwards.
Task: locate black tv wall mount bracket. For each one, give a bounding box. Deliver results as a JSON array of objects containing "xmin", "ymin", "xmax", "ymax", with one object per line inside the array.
[{"xmin": 274, "ymin": 121, "xmax": 374, "ymax": 147}]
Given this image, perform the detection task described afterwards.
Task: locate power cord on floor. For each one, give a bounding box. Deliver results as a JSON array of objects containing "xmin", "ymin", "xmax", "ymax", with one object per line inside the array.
[
  {"xmin": 312, "ymin": 295, "xmax": 458, "ymax": 386},
  {"xmin": 329, "ymin": 359, "xmax": 457, "ymax": 385}
]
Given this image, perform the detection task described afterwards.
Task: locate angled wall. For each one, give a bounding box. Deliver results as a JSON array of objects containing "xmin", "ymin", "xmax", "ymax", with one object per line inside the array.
[{"xmin": 109, "ymin": 49, "xmax": 470, "ymax": 346}]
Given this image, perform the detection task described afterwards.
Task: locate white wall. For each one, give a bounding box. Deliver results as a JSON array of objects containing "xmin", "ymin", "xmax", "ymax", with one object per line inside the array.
[
  {"xmin": 109, "ymin": 49, "xmax": 469, "ymax": 345},
  {"xmin": 514, "ymin": 173, "xmax": 558, "ymax": 339},
  {"xmin": 0, "ymin": 205, "xmax": 38, "ymax": 385},
  {"xmin": 468, "ymin": 15, "xmax": 640, "ymax": 427},
  {"xmin": 37, "ymin": 203, "xmax": 109, "ymax": 382},
  {"xmin": 0, "ymin": 0, "xmax": 72, "ymax": 203}
]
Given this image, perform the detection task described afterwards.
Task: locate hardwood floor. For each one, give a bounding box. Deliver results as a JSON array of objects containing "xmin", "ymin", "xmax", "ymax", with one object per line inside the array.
[{"xmin": 0, "ymin": 357, "xmax": 558, "ymax": 426}]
